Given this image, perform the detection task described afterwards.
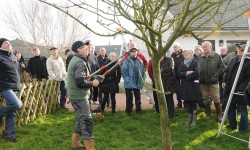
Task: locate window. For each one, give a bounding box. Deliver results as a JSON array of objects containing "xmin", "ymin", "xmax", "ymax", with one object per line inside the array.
[{"xmin": 219, "ymin": 40, "xmax": 224, "ymax": 47}]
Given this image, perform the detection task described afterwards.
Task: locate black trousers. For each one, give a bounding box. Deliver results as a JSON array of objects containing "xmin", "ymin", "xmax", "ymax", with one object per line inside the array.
[
  {"xmin": 155, "ymin": 94, "xmax": 175, "ymax": 118},
  {"xmin": 92, "ymin": 86, "xmax": 99, "ymax": 102},
  {"xmin": 101, "ymin": 93, "xmax": 116, "ymax": 113},
  {"xmin": 125, "ymin": 88, "xmax": 141, "ymax": 113},
  {"xmin": 152, "ymin": 82, "xmax": 174, "ymax": 117},
  {"xmin": 185, "ymin": 101, "xmax": 197, "ymax": 114}
]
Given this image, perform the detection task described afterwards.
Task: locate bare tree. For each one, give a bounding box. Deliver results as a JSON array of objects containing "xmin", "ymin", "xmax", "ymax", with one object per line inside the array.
[
  {"xmin": 38, "ymin": 0, "xmax": 250, "ymax": 149},
  {"xmin": 2, "ymin": 0, "xmax": 90, "ymax": 52}
]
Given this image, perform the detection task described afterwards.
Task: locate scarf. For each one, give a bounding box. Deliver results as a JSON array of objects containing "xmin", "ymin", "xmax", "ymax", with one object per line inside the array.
[{"xmin": 184, "ymin": 56, "xmax": 194, "ymax": 67}]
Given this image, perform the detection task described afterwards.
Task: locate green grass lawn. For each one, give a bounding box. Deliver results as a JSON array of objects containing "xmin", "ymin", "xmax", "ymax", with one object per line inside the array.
[{"xmin": 0, "ymin": 109, "xmax": 249, "ymax": 150}]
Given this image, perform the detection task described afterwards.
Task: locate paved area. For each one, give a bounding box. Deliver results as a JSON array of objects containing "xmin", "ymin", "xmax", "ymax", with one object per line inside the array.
[
  {"xmin": 65, "ymin": 92, "xmax": 156, "ymax": 112},
  {"xmin": 65, "ymin": 80, "xmax": 183, "ymax": 112}
]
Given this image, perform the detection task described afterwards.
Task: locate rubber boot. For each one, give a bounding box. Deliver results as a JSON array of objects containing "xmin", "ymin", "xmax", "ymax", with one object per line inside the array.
[
  {"xmin": 204, "ymin": 104, "xmax": 211, "ymax": 119},
  {"xmin": 214, "ymin": 102, "xmax": 222, "ymax": 122},
  {"xmin": 185, "ymin": 114, "xmax": 193, "ymax": 125},
  {"xmin": 71, "ymin": 133, "xmax": 84, "ymax": 149},
  {"xmin": 84, "ymin": 139, "xmax": 95, "ymax": 150},
  {"xmin": 190, "ymin": 110, "xmax": 197, "ymax": 126}
]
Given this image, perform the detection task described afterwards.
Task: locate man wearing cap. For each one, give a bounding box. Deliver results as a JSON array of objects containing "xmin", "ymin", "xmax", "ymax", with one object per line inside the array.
[
  {"xmin": 67, "ymin": 41, "xmax": 99, "ymax": 150},
  {"xmin": 65, "ymin": 49, "xmax": 73, "ymax": 71},
  {"xmin": 222, "ymin": 42, "xmax": 250, "ymax": 133},
  {"xmin": 0, "ymin": 38, "xmax": 22, "ymax": 142},
  {"xmin": 121, "ymin": 47, "xmax": 145, "ymax": 115},
  {"xmin": 27, "ymin": 47, "xmax": 48, "ymax": 80},
  {"xmin": 120, "ymin": 41, "xmax": 148, "ymax": 68},
  {"xmin": 197, "ymin": 41, "xmax": 225, "ymax": 122},
  {"xmin": 46, "ymin": 47, "xmax": 67, "ymax": 109}
]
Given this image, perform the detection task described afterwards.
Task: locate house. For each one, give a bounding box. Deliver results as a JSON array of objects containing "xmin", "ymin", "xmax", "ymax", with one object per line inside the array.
[
  {"xmin": 133, "ymin": 2, "xmax": 250, "ymax": 61},
  {"xmin": 11, "ymin": 38, "xmax": 50, "ymax": 60},
  {"xmin": 95, "ymin": 45, "xmax": 123, "ymax": 57}
]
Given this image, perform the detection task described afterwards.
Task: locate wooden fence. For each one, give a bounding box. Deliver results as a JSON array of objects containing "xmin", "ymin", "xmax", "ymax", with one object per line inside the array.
[{"xmin": 0, "ymin": 80, "xmax": 61, "ymax": 136}]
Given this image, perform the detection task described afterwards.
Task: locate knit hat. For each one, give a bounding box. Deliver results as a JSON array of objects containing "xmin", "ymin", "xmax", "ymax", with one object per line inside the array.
[
  {"xmin": 183, "ymin": 49, "xmax": 194, "ymax": 55},
  {"xmin": 71, "ymin": 41, "xmax": 88, "ymax": 52},
  {"xmin": 194, "ymin": 45, "xmax": 203, "ymax": 52},
  {"xmin": 109, "ymin": 52, "xmax": 117, "ymax": 58},
  {"xmin": 0, "ymin": 38, "xmax": 9, "ymax": 48}
]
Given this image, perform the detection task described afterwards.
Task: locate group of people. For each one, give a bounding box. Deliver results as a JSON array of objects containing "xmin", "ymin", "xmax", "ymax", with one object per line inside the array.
[
  {"xmin": 148, "ymin": 41, "xmax": 249, "ymax": 133},
  {"xmin": 0, "ymin": 36, "xmax": 249, "ymax": 149}
]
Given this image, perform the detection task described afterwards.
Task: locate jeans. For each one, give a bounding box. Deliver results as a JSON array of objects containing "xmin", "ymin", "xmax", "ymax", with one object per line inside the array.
[
  {"xmin": 0, "ymin": 90, "xmax": 22, "ymax": 139},
  {"xmin": 60, "ymin": 81, "xmax": 67, "ymax": 108},
  {"xmin": 228, "ymin": 104, "xmax": 248, "ymax": 132}
]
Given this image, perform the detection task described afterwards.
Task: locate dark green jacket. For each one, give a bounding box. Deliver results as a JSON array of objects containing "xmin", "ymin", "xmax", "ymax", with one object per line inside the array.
[
  {"xmin": 66, "ymin": 54, "xmax": 92, "ymax": 100},
  {"xmin": 197, "ymin": 51, "xmax": 225, "ymax": 85}
]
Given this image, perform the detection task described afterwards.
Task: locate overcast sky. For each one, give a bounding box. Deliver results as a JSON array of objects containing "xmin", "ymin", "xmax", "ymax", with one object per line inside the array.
[{"xmin": 0, "ymin": 0, "xmax": 134, "ymax": 46}]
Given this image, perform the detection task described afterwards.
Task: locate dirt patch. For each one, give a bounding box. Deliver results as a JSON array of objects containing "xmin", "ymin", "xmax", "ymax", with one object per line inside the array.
[{"xmin": 66, "ymin": 93, "xmax": 155, "ymax": 112}]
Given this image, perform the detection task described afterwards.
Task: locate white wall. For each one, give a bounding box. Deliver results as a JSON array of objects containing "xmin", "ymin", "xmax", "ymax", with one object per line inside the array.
[
  {"xmin": 177, "ymin": 31, "xmax": 250, "ymax": 53},
  {"xmin": 134, "ymin": 30, "xmax": 250, "ymax": 58}
]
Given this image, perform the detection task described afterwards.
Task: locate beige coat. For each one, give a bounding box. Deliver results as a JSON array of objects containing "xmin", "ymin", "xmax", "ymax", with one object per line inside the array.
[{"xmin": 46, "ymin": 55, "xmax": 67, "ymax": 81}]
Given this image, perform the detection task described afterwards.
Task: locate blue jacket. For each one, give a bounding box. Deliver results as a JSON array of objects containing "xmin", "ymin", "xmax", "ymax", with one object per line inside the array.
[{"xmin": 121, "ymin": 56, "xmax": 144, "ymax": 89}]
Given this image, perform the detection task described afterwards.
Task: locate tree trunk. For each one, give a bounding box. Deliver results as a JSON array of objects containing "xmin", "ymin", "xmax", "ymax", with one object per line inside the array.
[{"xmin": 152, "ymin": 59, "xmax": 172, "ymax": 150}]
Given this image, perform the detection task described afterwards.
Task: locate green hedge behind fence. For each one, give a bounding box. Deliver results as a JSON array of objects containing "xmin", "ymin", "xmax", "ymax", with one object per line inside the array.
[{"xmin": 0, "ymin": 80, "xmax": 61, "ymax": 137}]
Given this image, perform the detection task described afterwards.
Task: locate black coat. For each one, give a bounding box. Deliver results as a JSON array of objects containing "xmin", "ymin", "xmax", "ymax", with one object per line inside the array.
[
  {"xmin": 177, "ymin": 58, "xmax": 201, "ymax": 101},
  {"xmin": 65, "ymin": 54, "xmax": 73, "ymax": 71},
  {"xmin": 171, "ymin": 50, "xmax": 184, "ymax": 75},
  {"xmin": 0, "ymin": 49, "xmax": 20, "ymax": 91},
  {"xmin": 99, "ymin": 60, "xmax": 121, "ymax": 93},
  {"xmin": 97, "ymin": 55, "xmax": 108, "ymax": 67},
  {"xmin": 27, "ymin": 55, "xmax": 48, "ymax": 80},
  {"xmin": 223, "ymin": 57, "xmax": 250, "ymax": 103},
  {"xmin": 160, "ymin": 56, "xmax": 176, "ymax": 93}
]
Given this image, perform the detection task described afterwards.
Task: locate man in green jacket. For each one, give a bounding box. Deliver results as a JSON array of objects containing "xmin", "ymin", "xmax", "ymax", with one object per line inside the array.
[
  {"xmin": 67, "ymin": 40, "xmax": 99, "ymax": 150},
  {"xmin": 197, "ymin": 41, "xmax": 225, "ymax": 122}
]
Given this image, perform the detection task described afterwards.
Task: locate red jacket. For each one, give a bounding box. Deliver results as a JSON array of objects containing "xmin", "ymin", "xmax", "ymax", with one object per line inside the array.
[
  {"xmin": 120, "ymin": 52, "xmax": 148, "ymax": 67},
  {"xmin": 148, "ymin": 60, "xmax": 153, "ymax": 80}
]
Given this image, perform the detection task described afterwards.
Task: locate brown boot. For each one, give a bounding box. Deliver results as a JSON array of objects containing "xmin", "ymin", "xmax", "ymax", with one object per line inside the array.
[
  {"xmin": 214, "ymin": 102, "xmax": 222, "ymax": 122},
  {"xmin": 84, "ymin": 139, "xmax": 95, "ymax": 150},
  {"xmin": 71, "ymin": 133, "xmax": 84, "ymax": 149},
  {"xmin": 204, "ymin": 104, "xmax": 211, "ymax": 119}
]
